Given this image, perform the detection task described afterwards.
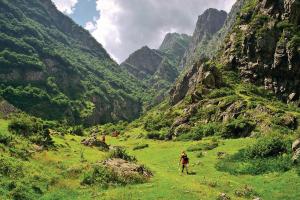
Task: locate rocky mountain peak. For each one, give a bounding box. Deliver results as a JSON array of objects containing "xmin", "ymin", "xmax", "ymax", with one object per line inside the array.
[
  {"xmin": 180, "ymin": 8, "xmax": 227, "ymax": 69},
  {"xmin": 121, "ymin": 46, "xmax": 163, "ymax": 78},
  {"xmin": 194, "ymin": 8, "xmax": 227, "ymax": 42},
  {"xmin": 159, "ymin": 33, "xmax": 191, "ymax": 52}
]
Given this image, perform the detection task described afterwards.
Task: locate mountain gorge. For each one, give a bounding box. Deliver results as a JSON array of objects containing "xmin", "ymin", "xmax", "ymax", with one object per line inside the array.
[
  {"xmin": 133, "ymin": 0, "xmax": 300, "ymax": 140},
  {"xmin": 0, "ymin": 0, "xmax": 300, "ymax": 199},
  {"xmin": 121, "ymin": 33, "xmax": 191, "ymax": 108}
]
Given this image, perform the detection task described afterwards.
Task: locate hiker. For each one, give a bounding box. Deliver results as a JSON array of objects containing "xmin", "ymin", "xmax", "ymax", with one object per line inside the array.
[
  {"xmin": 179, "ymin": 151, "xmax": 189, "ymax": 174},
  {"xmin": 101, "ymin": 134, "xmax": 106, "ymax": 143}
]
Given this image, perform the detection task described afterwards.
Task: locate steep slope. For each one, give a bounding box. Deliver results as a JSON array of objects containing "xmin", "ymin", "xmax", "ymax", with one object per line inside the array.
[
  {"xmin": 127, "ymin": 0, "xmax": 300, "ymax": 142},
  {"xmin": 0, "ymin": 0, "xmax": 145, "ymax": 125},
  {"xmin": 222, "ymin": 0, "xmax": 300, "ymax": 101},
  {"xmin": 159, "ymin": 33, "xmax": 191, "ymax": 66},
  {"xmin": 180, "ymin": 8, "xmax": 227, "ymax": 69},
  {"xmin": 199, "ymin": 0, "xmax": 246, "ymax": 58},
  {"xmin": 121, "ymin": 33, "xmax": 191, "ymax": 108}
]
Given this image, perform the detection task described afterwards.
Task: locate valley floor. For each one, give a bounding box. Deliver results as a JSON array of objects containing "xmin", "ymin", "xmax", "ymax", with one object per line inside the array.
[
  {"xmin": 35, "ymin": 135, "xmax": 299, "ymax": 200},
  {"xmin": 1, "ymin": 119, "xmax": 299, "ymax": 200}
]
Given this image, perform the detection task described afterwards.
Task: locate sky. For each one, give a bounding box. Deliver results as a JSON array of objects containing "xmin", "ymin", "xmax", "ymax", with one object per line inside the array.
[{"xmin": 52, "ymin": 0, "xmax": 236, "ymax": 63}]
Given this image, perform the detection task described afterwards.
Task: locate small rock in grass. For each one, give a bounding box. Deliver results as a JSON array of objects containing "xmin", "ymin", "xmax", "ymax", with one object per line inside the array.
[{"xmin": 217, "ymin": 193, "xmax": 231, "ymax": 200}]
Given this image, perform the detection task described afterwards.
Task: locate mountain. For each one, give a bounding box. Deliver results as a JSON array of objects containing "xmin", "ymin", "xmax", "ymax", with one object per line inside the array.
[
  {"xmin": 222, "ymin": 0, "xmax": 300, "ymax": 101},
  {"xmin": 180, "ymin": 8, "xmax": 227, "ymax": 69},
  {"xmin": 121, "ymin": 33, "xmax": 191, "ymax": 108},
  {"xmin": 0, "ymin": 0, "xmax": 147, "ymax": 125},
  {"xmin": 159, "ymin": 33, "xmax": 191, "ymax": 66},
  {"xmin": 130, "ymin": 0, "xmax": 299, "ymax": 142}
]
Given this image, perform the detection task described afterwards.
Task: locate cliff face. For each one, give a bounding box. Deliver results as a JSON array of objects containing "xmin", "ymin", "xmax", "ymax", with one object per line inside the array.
[
  {"xmin": 165, "ymin": 0, "xmax": 300, "ymax": 139},
  {"xmin": 0, "ymin": 0, "xmax": 144, "ymax": 125},
  {"xmin": 171, "ymin": 0, "xmax": 300, "ymax": 106},
  {"xmin": 223, "ymin": 0, "xmax": 300, "ymax": 101},
  {"xmin": 180, "ymin": 8, "xmax": 227, "ymax": 69}
]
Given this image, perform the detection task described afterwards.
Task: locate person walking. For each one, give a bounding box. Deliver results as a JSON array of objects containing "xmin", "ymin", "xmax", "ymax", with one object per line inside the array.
[{"xmin": 179, "ymin": 151, "xmax": 189, "ymax": 174}]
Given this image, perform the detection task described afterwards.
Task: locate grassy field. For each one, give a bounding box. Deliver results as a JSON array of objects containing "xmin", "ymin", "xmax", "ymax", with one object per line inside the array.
[
  {"xmin": 1, "ymin": 119, "xmax": 299, "ymax": 200},
  {"xmin": 36, "ymin": 136, "xmax": 300, "ymax": 200}
]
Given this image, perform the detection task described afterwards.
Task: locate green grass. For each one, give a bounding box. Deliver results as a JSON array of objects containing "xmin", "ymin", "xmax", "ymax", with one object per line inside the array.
[{"xmin": 1, "ymin": 118, "xmax": 300, "ymax": 200}]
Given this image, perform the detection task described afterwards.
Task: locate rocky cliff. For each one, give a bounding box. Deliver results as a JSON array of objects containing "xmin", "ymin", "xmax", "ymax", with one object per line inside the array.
[
  {"xmin": 0, "ymin": 0, "xmax": 145, "ymax": 125},
  {"xmin": 222, "ymin": 0, "xmax": 300, "ymax": 102},
  {"xmin": 180, "ymin": 8, "xmax": 227, "ymax": 69},
  {"xmin": 135, "ymin": 0, "xmax": 300, "ymax": 140}
]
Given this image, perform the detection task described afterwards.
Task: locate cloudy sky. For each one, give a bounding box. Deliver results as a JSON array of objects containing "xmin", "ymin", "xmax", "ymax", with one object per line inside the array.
[{"xmin": 52, "ymin": 0, "xmax": 236, "ymax": 63}]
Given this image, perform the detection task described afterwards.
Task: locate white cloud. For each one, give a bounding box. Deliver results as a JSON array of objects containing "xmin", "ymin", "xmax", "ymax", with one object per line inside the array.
[
  {"xmin": 85, "ymin": 21, "xmax": 96, "ymax": 32},
  {"xmin": 52, "ymin": 0, "xmax": 78, "ymax": 14},
  {"xmin": 82, "ymin": 0, "xmax": 237, "ymax": 63}
]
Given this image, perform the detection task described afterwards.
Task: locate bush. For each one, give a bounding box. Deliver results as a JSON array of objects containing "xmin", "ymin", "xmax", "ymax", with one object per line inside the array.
[
  {"xmin": 107, "ymin": 147, "xmax": 136, "ymax": 162},
  {"xmin": 146, "ymin": 132, "xmax": 164, "ymax": 140},
  {"xmin": 221, "ymin": 118, "xmax": 255, "ymax": 138},
  {"xmin": 0, "ymin": 156, "xmax": 24, "ymax": 178},
  {"xmin": 176, "ymin": 131, "xmax": 203, "ymax": 141},
  {"xmin": 70, "ymin": 125, "xmax": 84, "ymax": 136},
  {"xmin": 193, "ymin": 123, "xmax": 222, "ymax": 137},
  {"xmin": 81, "ymin": 165, "xmax": 145, "ymax": 188},
  {"xmin": 0, "ymin": 132, "xmax": 12, "ymax": 145},
  {"xmin": 244, "ymin": 133, "xmax": 290, "ymax": 159},
  {"xmin": 133, "ymin": 144, "xmax": 149, "ymax": 151},
  {"xmin": 216, "ymin": 133, "xmax": 293, "ymax": 175},
  {"xmin": 8, "ymin": 114, "xmax": 53, "ymax": 146}
]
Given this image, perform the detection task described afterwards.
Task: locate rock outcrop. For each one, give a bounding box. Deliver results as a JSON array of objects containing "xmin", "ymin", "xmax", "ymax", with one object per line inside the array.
[
  {"xmin": 222, "ymin": 0, "xmax": 300, "ymax": 102},
  {"xmin": 170, "ymin": 60, "xmax": 222, "ymax": 105},
  {"xmin": 292, "ymin": 138, "xmax": 300, "ymax": 163},
  {"xmin": 103, "ymin": 158, "xmax": 152, "ymax": 178},
  {"xmin": 181, "ymin": 8, "xmax": 227, "ymax": 69}
]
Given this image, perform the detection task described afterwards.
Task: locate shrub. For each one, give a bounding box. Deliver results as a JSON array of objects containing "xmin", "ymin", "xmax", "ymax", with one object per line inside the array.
[
  {"xmin": 244, "ymin": 133, "xmax": 290, "ymax": 159},
  {"xmin": 221, "ymin": 118, "xmax": 255, "ymax": 138},
  {"xmin": 216, "ymin": 133, "xmax": 293, "ymax": 175},
  {"xmin": 0, "ymin": 156, "xmax": 24, "ymax": 178},
  {"xmin": 81, "ymin": 165, "xmax": 145, "ymax": 188},
  {"xmin": 8, "ymin": 114, "xmax": 53, "ymax": 146},
  {"xmin": 133, "ymin": 144, "xmax": 149, "ymax": 151},
  {"xmin": 107, "ymin": 147, "xmax": 136, "ymax": 162},
  {"xmin": 9, "ymin": 183, "xmax": 40, "ymax": 200},
  {"xmin": 176, "ymin": 131, "xmax": 203, "ymax": 141},
  {"xmin": 146, "ymin": 132, "xmax": 164, "ymax": 140},
  {"xmin": 0, "ymin": 132, "xmax": 12, "ymax": 145},
  {"xmin": 193, "ymin": 123, "xmax": 222, "ymax": 137},
  {"xmin": 70, "ymin": 125, "xmax": 84, "ymax": 136}
]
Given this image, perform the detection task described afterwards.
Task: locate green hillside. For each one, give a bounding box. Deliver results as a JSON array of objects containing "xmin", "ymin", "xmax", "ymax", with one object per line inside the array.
[{"xmin": 0, "ymin": 0, "xmax": 146, "ymax": 125}]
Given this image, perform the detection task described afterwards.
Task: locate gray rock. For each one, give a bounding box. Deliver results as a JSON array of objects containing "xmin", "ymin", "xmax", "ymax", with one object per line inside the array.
[{"xmin": 292, "ymin": 139, "xmax": 300, "ymax": 163}]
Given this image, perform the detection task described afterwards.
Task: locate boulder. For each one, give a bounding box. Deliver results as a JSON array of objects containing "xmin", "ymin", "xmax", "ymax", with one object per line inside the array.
[
  {"xmin": 217, "ymin": 193, "xmax": 231, "ymax": 200},
  {"xmin": 103, "ymin": 158, "xmax": 152, "ymax": 178},
  {"xmin": 81, "ymin": 136, "xmax": 109, "ymax": 150},
  {"xmin": 292, "ymin": 139, "xmax": 300, "ymax": 163},
  {"xmin": 203, "ymin": 72, "xmax": 216, "ymax": 88}
]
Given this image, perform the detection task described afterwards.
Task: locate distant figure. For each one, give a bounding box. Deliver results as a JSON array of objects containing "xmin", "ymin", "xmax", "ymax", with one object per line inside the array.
[
  {"xmin": 111, "ymin": 131, "xmax": 120, "ymax": 137},
  {"xmin": 101, "ymin": 135, "xmax": 106, "ymax": 143},
  {"xmin": 179, "ymin": 151, "xmax": 189, "ymax": 174}
]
